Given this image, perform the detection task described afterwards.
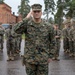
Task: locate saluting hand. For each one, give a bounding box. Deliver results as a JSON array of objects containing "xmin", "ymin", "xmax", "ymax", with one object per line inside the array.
[{"xmin": 26, "ymin": 11, "xmax": 32, "ymax": 19}]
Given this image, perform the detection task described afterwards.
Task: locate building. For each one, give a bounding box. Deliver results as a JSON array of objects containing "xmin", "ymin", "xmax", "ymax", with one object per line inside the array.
[{"xmin": 0, "ymin": 2, "xmax": 22, "ymax": 24}]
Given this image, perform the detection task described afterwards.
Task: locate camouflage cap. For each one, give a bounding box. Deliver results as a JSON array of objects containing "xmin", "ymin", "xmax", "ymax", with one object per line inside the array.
[
  {"xmin": 72, "ymin": 17, "xmax": 75, "ymax": 21},
  {"xmin": 63, "ymin": 19, "xmax": 71, "ymax": 25},
  {"xmin": 54, "ymin": 24, "xmax": 58, "ymax": 26},
  {"xmin": 31, "ymin": 4, "xmax": 42, "ymax": 11}
]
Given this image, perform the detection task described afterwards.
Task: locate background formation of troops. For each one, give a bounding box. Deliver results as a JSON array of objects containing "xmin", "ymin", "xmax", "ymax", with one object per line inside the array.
[
  {"xmin": 0, "ymin": 22, "xmax": 22, "ymax": 61},
  {"xmin": 0, "ymin": 17, "xmax": 75, "ymax": 61}
]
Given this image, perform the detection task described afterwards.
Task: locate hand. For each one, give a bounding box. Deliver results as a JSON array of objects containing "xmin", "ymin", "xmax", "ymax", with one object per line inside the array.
[
  {"xmin": 26, "ymin": 11, "xmax": 32, "ymax": 19},
  {"xmin": 47, "ymin": 58, "xmax": 52, "ymax": 63}
]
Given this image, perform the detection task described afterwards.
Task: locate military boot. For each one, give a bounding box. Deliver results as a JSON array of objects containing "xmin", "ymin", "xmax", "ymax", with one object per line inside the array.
[
  {"xmin": 55, "ymin": 56, "xmax": 60, "ymax": 61},
  {"xmin": 11, "ymin": 57, "xmax": 14, "ymax": 61},
  {"xmin": 7, "ymin": 56, "xmax": 11, "ymax": 61},
  {"xmin": 69, "ymin": 53, "xmax": 74, "ymax": 57}
]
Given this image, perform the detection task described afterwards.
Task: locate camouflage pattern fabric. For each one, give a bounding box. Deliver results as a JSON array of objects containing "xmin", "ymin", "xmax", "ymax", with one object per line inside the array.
[
  {"xmin": 25, "ymin": 63, "xmax": 48, "ymax": 75},
  {"xmin": 15, "ymin": 33, "xmax": 22, "ymax": 51},
  {"xmin": 14, "ymin": 18, "xmax": 54, "ymax": 65},
  {"xmin": 62, "ymin": 28, "xmax": 69, "ymax": 51},
  {"xmin": 53, "ymin": 29, "xmax": 61, "ymax": 57},
  {"xmin": 69, "ymin": 28, "xmax": 75, "ymax": 54},
  {"xmin": 5, "ymin": 28, "xmax": 15, "ymax": 56},
  {"xmin": 0, "ymin": 27, "xmax": 4, "ymax": 50}
]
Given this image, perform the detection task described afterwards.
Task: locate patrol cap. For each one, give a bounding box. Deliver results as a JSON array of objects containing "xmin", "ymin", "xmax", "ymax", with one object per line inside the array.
[
  {"xmin": 54, "ymin": 24, "xmax": 58, "ymax": 26},
  {"xmin": 71, "ymin": 17, "xmax": 75, "ymax": 21},
  {"xmin": 63, "ymin": 19, "xmax": 71, "ymax": 25},
  {"xmin": 31, "ymin": 4, "xmax": 42, "ymax": 11}
]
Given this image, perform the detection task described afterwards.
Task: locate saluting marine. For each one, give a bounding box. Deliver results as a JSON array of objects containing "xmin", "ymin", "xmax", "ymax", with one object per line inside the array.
[{"xmin": 14, "ymin": 4, "xmax": 55, "ymax": 75}]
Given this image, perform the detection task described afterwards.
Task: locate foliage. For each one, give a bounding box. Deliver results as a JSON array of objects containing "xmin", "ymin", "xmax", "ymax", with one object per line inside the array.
[
  {"xmin": 44, "ymin": 0, "xmax": 75, "ymax": 29},
  {"xmin": 44, "ymin": 0, "xmax": 56, "ymax": 20},
  {"xmin": 0, "ymin": 0, "xmax": 4, "ymax": 3},
  {"xmin": 18, "ymin": 0, "xmax": 30, "ymax": 18},
  {"xmin": 48, "ymin": 17, "xmax": 54, "ymax": 24}
]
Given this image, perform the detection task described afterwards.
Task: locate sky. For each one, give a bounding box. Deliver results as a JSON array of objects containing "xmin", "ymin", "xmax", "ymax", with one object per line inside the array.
[{"xmin": 4, "ymin": 0, "xmax": 44, "ymax": 15}]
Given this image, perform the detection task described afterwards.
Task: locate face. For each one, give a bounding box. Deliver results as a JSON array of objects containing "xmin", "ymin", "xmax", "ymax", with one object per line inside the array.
[
  {"xmin": 65, "ymin": 22, "xmax": 71, "ymax": 28},
  {"xmin": 72, "ymin": 21, "xmax": 75, "ymax": 25},
  {"xmin": 53, "ymin": 25, "xmax": 58, "ymax": 29},
  {"xmin": 67, "ymin": 22, "xmax": 71, "ymax": 27},
  {"xmin": 32, "ymin": 10, "xmax": 42, "ymax": 19}
]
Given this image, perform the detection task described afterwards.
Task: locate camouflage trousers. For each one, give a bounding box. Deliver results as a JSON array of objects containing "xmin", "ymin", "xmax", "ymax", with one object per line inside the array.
[
  {"xmin": 55, "ymin": 40, "xmax": 60, "ymax": 56},
  {"xmin": 6, "ymin": 40, "xmax": 15, "ymax": 56},
  {"xmin": 15, "ymin": 39, "xmax": 21, "ymax": 50},
  {"xmin": 63, "ymin": 38, "xmax": 69, "ymax": 50},
  {"xmin": 0, "ymin": 36, "xmax": 4, "ymax": 49},
  {"xmin": 25, "ymin": 63, "xmax": 48, "ymax": 75}
]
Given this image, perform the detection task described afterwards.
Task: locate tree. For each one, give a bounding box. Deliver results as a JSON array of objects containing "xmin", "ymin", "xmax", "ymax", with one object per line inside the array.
[
  {"xmin": 65, "ymin": 0, "xmax": 75, "ymax": 17},
  {"xmin": 44, "ymin": 0, "xmax": 55, "ymax": 21},
  {"xmin": 54, "ymin": 0, "xmax": 66, "ymax": 29},
  {"xmin": 48, "ymin": 17, "xmax": 54, "ymax": 24},
  {"xmin": 18, "ymin": 0, "xmax": 30, "ymax": 18},
  {"xmin": 0, "ymin": 0, "xmax": 4, "ymax": 3}
]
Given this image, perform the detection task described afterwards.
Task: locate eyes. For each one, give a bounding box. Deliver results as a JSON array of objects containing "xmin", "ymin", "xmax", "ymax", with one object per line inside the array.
[{"xmin": 33, "ymin": 11, "xmax": 41, "ymax": 13}]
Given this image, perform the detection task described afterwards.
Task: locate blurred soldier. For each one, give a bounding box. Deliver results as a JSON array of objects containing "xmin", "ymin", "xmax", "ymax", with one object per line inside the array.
[
  {"xmin": 62, "ymin": 19, "xmax": 71, "ymax": 54},
  {"xmin": 0, "ymin": 22, "xmax": 5, "ymax": 52},
  {"xmin": 15, "ymin": 33, "xmax": 22, "ymax": 54},
  {"xmin": 5, "ymin": 24, "xmax": 15, "ymax": 61},
  {"xmin": 14, "ymin": 4, "xmax": 54, "ymax": 75},
  {"xmin": 52, "ymin": 24, "xmax": 61, "ymax": 60},
  {"xmin": 69, "ymin": 17, "xmax": 75, "ymax": 56},
  {"xmin": 11, "ymin": 23, "xmax": 22, "ymax": 56}
]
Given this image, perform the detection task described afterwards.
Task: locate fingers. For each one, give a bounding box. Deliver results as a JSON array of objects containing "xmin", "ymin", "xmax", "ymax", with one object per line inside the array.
[{"xmin": 26, "ymin": 11, "xmax": 32, "ymax": 19}]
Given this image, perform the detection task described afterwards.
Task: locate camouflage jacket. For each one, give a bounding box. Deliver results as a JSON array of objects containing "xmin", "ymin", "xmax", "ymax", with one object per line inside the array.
[
  {"xmin": 14, "ymin": 18, "xmax": 54, "ymax": 64},
  {"xmin": 69, "ymin": 28, "xmax": 75, "ymax": 41},
  {"xmin": 0, "ymin": 27, "xmax": 5, "ymax": 36},
  {"xmin": 5, "ymin": 28, "xmax": 16, "ymax": 43},
  {"xmin": 62, "ymin": 27, "xmax": 71, "ymax": 40}
]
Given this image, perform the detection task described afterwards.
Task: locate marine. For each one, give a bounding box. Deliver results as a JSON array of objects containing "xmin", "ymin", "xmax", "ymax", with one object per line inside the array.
[
  {"xmin": 14, "ymin": 4, "xmax": 54, "ymax": 75},
  {"xmin": 0, "ymin": 22, "xmax": 5, "ymax": 52}
]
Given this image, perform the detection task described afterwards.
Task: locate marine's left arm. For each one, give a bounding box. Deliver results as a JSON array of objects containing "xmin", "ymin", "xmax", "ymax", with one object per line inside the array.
[{"xmin": 48, "ymin": 25, "xmax": 55, "ymax": 58}]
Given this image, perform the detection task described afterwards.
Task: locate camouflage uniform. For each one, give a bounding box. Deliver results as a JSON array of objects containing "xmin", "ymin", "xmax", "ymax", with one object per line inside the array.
[
  {"xmin": 14, "ymin": 4, "xmax": 55, "ymax": 75},
  {"xmin": 5, "ymin": 25, "xmax": 15, "ymax": 60},
  {"xmin": 69, "ymin": 28, "xmax": 75, "ymax": 56},
  {"xmin": 69, "ymin": 17, "xmax": 75, "ymax": 56},
  {"xmin": 15, "ymin": 33, "xmax": 22, "ymax": 54},
  {"xmin": 53, "ymin": 24, "xmax": 61, "ymax": 60},
  {"xmin": 62, "ymin": 20, "xmax": 71, "ymax": 53},
  {"xmin": 0, "ymin": 24, "xmax": 4, "ymax": 51}
]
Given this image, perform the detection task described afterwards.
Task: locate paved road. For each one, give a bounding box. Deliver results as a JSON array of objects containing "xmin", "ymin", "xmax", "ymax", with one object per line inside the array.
[{"xmin": 0, "ymin": 40, "xmax": 75, "ymax": 75}]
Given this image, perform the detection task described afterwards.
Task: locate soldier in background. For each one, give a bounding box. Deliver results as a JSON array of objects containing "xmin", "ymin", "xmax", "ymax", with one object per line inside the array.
[
  {"xmin": 5, "ymin": 24, "xmax": 15, "ymax": 61},
  {"xmin": 62, "ymin": 19, "xmax": 71, "ymax": 54},
  {"xmin": 15, "ymin": 33, "xmax": 22, "ymax": 54},
  {"xmin": 0, "ymin": 22, "xmax": 5, "ymax": 52},
  {"xmin": 11, "ymin": 23, "xmax": 22, "ymax": 56},
  {"xmin": 52, "ymin": 24, "xmax": 61, "ymax": 60},
  {"xmin": 14, "ymin": 4, "xmax": 54, "ymax": 75},
  {"xmin": 69, "ymin": 17, "xmax": 75, "ymax": 57}
]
